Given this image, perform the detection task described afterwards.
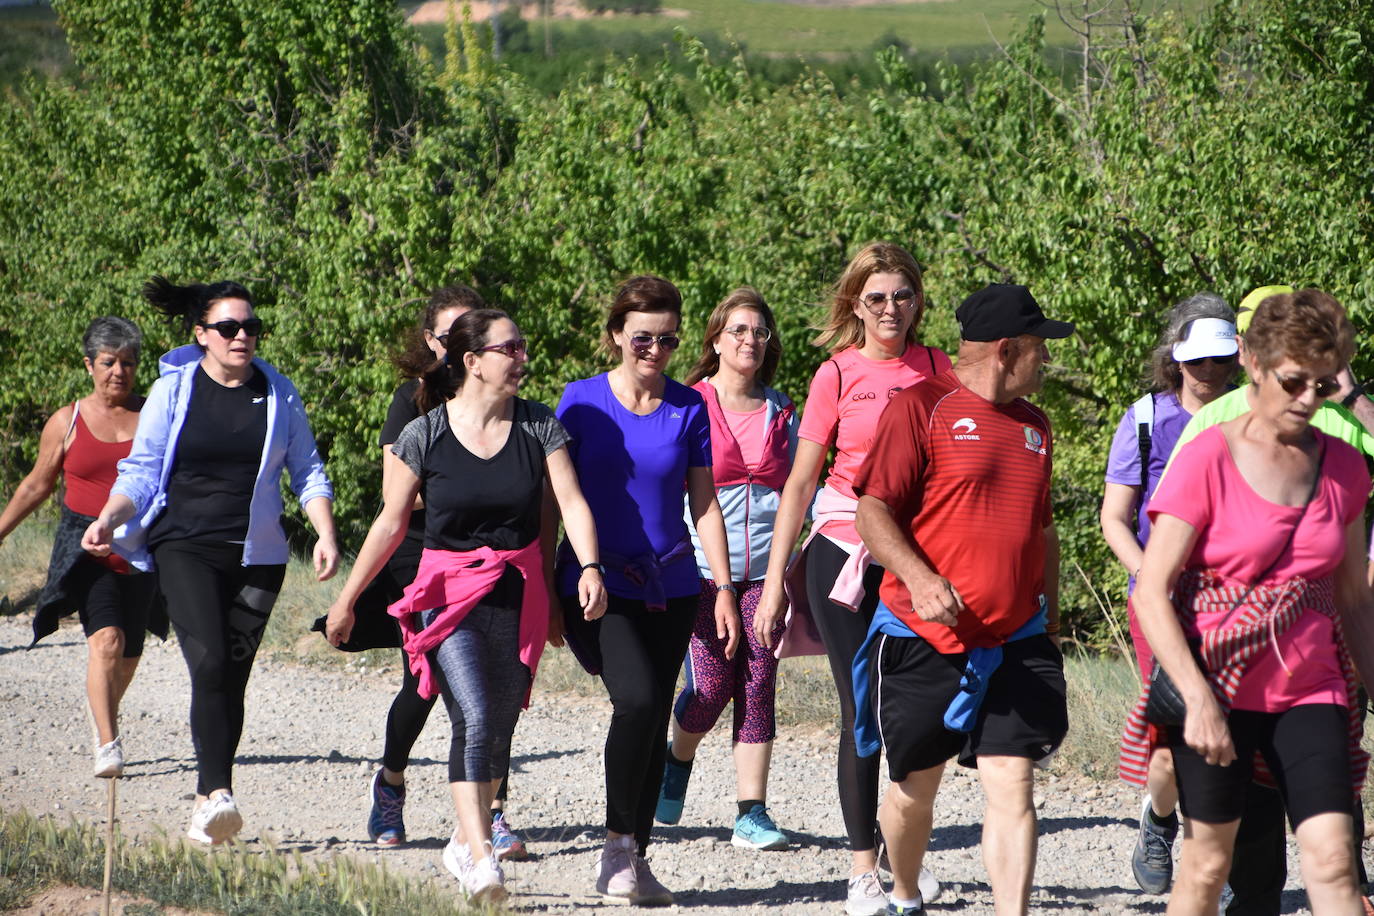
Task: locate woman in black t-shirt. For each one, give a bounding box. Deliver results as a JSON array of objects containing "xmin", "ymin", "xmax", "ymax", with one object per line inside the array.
[
  {"xmin": 83, "ymin": 278, "xmax": 338, "ymax": 847},
  {"xmin": 323, "ymin": 309, "xmax": 606, "ymax": 905},
  {"xmin": 345, "ymin": 286, "xmax": 490, "ymax": 850}
]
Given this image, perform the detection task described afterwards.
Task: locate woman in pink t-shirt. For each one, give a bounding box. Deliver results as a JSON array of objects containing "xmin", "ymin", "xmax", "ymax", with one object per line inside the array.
[
  {"xmin": 754, "ymin": 242, "xmax": 951, "ymax": 914},
  {"xmin": 1132, "ymin": 289, "xmax": 1374, "ymax": 915},
  {"xmin": 654, "ymin": 288, "xmax": 799, "ymax": 851}
]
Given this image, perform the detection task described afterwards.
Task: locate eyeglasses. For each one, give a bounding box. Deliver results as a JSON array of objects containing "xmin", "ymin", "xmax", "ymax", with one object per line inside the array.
[
  {"xmin": 475, "ymin": 338, "xmax": 528, "ymax": 358},
  {"xmin": 200, "ymin": 318, "xmax": 263, "ymax": 339},
  {"xmin": 723, "ymin": 324, "xmax": 771, "ymax": 343},
  {"xmin": 435, "ymin": 332, "xmax": 451, "ymax": 348},
  {"xmin": 629, "ymin": 334, "xmax": 681, "ymax": 352},
  {"xmin": 1271, "ymin": 370, "xmax": 1340, "ymax": 398},
  {"xmin": 1182, "ymin": 355, "xmax": 1236, "ymax": 367},
  {"xmin": 857, "ymin": 288, "xmax": 918, "ymax": 315}
]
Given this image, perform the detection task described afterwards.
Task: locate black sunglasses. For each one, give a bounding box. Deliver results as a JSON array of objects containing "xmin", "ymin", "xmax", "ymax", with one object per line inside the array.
[
  {"xmin": 1271, "ymin": 370, "xmax": 1340, "ymax": 398},
  {"xmin": 201, "ymin": 318, "xmax": 263, "ymax": 339},
  {"xmin": 1181, "ymin": 355, "xmax": 1236, "ymax": 367},
  {"xmin": 630, "ymin": 334, "xmax": 681, "ymax": 352}
]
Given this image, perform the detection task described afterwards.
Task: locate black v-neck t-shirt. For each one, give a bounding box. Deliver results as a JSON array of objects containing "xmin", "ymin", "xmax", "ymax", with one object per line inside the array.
[
  {"xmin": 149, "ymin": 365, "xmax": 270, "ymax": 546},
  {"xmin": 391, "ymin": 398, "xmax": 570, "ymax": 552}
]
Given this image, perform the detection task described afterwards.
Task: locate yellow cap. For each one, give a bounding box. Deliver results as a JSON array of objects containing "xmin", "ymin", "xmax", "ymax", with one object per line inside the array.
[{"xmin": 1235, "ymin": 284, "xmax": 1295, "ymax": 333}]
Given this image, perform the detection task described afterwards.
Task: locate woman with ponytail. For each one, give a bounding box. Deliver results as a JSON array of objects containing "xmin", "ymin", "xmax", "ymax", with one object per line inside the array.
[
  {"xmin": 82, "ymin": 277, "xmax": 338, "ymax": 845},
  {"xmin": 323, "ymin": 309, "xmax": 605, "ymax": 904}
]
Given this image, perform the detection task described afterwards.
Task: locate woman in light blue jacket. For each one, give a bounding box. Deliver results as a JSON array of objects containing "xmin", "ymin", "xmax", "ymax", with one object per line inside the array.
[{"xmin": 83, "ymin": 277, "xmax": 338, "ymax": 846}]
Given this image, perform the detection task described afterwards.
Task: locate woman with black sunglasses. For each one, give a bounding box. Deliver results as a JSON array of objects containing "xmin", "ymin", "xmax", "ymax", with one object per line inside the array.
[
  {"xmin": 323, "ymin": 308, "xmax": 606, "ymax": 904},
  {"xmin": 83, "ymin": 276, "xmax": 338, "ymax": 846},
  {"xmin": 1100, "ymin": 293, "xmax": 1238, "ymax": 894},
  {"xmin": 555, "ymin": 275, "xmax": 740, "ymax": 906}
]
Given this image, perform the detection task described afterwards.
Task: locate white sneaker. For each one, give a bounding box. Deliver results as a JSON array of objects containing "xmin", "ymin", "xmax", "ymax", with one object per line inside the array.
[
  {"xmin": 918, "ymin": 866, "xmax": 942, "ymax": 904},
  {"xmin": 93, "ymin": 736, "xmax": 124, "ymax": 779},
  {"xmin": 464, "ymin": 845, "xmax": 507, "ymax": 904},
  {"xmin": 846, "ymin": 868, "xmax": 888, "ymax": 916},
  {"xmin": 442, "ymin": 834, "xmax": 473, "ymax": 883},
  {"xmin": 188, "ymin": 792, "xmax": 242, "ymax": 845},
  {"xmin": 594, "ymin": 835, "xmax": 638, "ymax": 901}
]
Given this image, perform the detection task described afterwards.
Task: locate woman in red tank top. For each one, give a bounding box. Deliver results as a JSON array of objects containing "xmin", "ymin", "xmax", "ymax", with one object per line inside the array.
[{"xmin": 0, "ymin": 316, "xmax": 157, "ymax": 780}]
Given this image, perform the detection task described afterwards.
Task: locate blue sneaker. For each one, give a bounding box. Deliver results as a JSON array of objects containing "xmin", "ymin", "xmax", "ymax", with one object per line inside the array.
[
  {"xmin": 654, "ymin": 747, "xmax": 692, "ymax": 825},
  {"xmin": 367, "ymin": 769, "xmax": 406, "ymax": 846},
  {"xmin": 886, "ymin": 901, "xmax": 923, "ymax": 915},
  {"xmin": 732, "ymin": 804, "xmax": 789, "ymax": 850},
  {"xmin": 1131, "ymin": 796, "xmax": 1176, "ymax": 894},
  {"xmin": 490, "ymin": 811, "xmax": 529, "ymax": 860}
]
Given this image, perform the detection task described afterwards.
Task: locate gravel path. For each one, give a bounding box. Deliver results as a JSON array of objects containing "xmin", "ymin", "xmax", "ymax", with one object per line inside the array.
[{"xmin": 0, "ymin": 613, "xmax": 1321, "ymax": 914}]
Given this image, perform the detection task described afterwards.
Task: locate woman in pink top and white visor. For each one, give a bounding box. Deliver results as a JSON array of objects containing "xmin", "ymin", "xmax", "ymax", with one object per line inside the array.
[
  {"xmin": 753, "ymin": 242, "xmax": 950, "ymax": 915},
  {"xmin": 1129, "ymin": 289, "xmax": 1374, "ymax": 915}
]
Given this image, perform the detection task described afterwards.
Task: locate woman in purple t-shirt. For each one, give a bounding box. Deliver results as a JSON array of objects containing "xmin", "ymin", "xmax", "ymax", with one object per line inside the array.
[
  {"xmin": 556, "ymin": 275, "xmax": 740, "ymax": 906},
  {"xmin": 1099, "ymin": 292, "xmax": 1237, "ymax": 894}
]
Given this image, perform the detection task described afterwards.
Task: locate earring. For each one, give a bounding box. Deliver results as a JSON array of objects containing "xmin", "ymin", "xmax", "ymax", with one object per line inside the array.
[{"xmin": 713, "ymin": 347, "xmax": 721, "ymax": 356}]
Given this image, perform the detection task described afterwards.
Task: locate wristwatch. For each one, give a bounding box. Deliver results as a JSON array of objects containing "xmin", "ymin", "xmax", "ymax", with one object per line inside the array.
[
  {"xmin": 716, "ymin": 582, "xmax": 739, "ymax": 596},
  {"xmin": 581, "ymin": 562, "xmax": 606, "ymax": 575},
  {"xmin": 1342, "ymin": 383, "xmax": 1366, "ymax": 408}
]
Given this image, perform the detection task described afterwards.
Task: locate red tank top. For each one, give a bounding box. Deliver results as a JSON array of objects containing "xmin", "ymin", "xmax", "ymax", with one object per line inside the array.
[{"xmin": 63, "ymin": 407, "xmax": 133, "ymax": 516}]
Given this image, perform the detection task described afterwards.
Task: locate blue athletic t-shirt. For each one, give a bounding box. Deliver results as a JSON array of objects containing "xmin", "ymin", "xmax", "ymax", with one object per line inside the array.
[{"xmin": 556, "ymin": 373, "xmax": 711, "ymax": 601}]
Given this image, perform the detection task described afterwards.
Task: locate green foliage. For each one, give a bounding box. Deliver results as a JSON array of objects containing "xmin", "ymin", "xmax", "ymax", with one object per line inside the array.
[{"xmin": 3, "ymin": 0, "xmax": 1373, "ymax": 649}]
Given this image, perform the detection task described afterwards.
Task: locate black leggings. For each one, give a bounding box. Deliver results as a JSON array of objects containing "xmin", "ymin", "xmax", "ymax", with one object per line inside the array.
[
  {"xmin": 154, "ymin": 541, "xmax": 284, "ymax": 796},
  {"xmin": 806, "ymin": 535, "xmax": 884, "ymax": 852},
  {"xmin": 565, "ymin": 591, "xmax": 696, "ymax": 853}
]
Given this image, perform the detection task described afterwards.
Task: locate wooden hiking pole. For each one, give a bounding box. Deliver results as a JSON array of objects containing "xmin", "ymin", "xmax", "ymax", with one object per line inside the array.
[{"xmin": 101, "ymin": 776, "xmax": 116, "ymax": 916}]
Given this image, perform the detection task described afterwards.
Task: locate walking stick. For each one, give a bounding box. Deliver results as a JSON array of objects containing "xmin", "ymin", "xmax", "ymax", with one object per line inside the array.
[{"xmin": 101, "ymin": 776, "xmax": 116, "ymax": 916}]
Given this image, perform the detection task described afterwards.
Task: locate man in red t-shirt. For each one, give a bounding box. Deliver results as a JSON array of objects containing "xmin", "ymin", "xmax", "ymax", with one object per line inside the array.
[{"xmin": 853, "ymin": 283, "xmax": 1073, "ymax": 915}]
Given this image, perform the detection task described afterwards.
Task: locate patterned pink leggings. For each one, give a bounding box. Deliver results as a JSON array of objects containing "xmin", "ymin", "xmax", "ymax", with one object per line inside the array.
[{"xmin": 672, "ymin": 578, "xmax": 782, "ymax": 744}]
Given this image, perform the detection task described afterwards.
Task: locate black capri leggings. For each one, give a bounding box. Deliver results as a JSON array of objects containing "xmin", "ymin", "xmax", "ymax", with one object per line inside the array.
[
  {"xmin": 806, "ymin": 535, "xmax": 885, "ymax": 852},
  {"xmin": 154, "ymin": 540, "xmax": 284, "ymax": 796}
]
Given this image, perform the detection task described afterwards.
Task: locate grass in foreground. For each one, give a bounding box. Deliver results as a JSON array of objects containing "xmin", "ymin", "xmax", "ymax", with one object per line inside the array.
[{"xmin": 0, "ymin": 808, "xmax": 482, "ymax": 915}]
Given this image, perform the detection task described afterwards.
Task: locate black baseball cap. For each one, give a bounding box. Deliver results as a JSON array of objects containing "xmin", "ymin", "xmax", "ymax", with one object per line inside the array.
[{"xmin": 955, "ymin": 284, "xmax": 1075, "ymax": 342}]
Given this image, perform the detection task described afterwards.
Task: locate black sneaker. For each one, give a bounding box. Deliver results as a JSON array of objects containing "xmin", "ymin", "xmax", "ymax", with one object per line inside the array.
[{"xmin": 1131, "ymin": 796, "xmax": 1177, "ymax": 894}]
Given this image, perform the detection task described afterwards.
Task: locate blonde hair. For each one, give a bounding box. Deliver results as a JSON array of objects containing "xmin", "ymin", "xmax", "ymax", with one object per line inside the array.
[{"xmin": 812, "ymin": 242, "xmax": 925, "ymax": 354}]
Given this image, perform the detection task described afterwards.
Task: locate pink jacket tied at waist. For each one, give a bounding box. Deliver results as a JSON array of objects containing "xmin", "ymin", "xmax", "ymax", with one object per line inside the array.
[
  {"xmin": 1119, "ymin": 568, "xmax": 1366, "ymax": 794},
  {"xmin": 776, "ymin": 486, "xmax": 874, "ymax": 659},
  {"xmin": 388, "ymin": 541, "xmax": 549, "ymax": 704}
]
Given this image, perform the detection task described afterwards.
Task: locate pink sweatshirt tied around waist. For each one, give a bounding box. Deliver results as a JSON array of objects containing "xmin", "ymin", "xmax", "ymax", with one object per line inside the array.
[{"xmin": 388, "ymin": 541, "xmax": 549, "ymax": 703}]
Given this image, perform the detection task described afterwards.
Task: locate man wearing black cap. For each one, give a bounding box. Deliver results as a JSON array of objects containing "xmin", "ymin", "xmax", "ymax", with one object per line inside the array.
[{"xmin": 850, "ymin": 284, "xmax": 1074, "ymax": 914}]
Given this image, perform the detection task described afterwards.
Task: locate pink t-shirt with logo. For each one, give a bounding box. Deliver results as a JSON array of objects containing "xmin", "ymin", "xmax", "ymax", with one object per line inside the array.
[
  {"xmin": 1148, "ymin": 426, "xmax": 1369, "ymax": 711},
  {"xmin": 798, "ymin": 343, "xmax": 952, "ymax": 543}
]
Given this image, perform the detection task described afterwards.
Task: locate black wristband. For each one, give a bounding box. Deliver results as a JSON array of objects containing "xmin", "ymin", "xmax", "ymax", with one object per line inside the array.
[{"xmin": 581, "ymin": 562, "xmax": 606, "ymax": 575}]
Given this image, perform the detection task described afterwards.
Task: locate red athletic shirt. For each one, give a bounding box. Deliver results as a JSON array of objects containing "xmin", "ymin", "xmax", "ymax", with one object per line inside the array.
[{"xmin": 853, "ymin": 370, "xmax": 1053, "ymax": 652}]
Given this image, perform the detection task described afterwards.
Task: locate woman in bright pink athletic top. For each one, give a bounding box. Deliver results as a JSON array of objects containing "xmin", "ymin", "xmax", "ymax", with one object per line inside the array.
[
  {"xmin": 753, "ymin": 242, "xmax": 950, "ymax": 913},
  {"xmin": 1129, "ymin": 289, "xmax": 1374, "ymax": 915}
]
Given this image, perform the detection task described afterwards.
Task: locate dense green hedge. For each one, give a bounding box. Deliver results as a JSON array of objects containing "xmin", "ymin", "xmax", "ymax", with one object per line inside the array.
[{"xmin": 2, "ymin": 0, "xmax": 1371, "ymax": 647}]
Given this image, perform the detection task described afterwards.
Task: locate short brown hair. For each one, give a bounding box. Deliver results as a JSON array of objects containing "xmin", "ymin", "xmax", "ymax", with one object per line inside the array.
[
  {"xmin": 684, "ymin": 287, "xmax": 782, "ymax": 386},
  {"xmin": 812, "ymin": 242, "xmax": 925, "ymax": 354},
  {"xmin": 1244, "ymin": 288, "xmax": 1354, "ymax": 373},
  {"xmin": 603, "ymin": 275, "xmax": 682, "ymax": 356}
]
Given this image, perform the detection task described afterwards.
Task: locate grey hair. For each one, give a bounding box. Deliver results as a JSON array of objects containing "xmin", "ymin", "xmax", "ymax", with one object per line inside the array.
[
  {"xmin": 82, "ymin": 316, "xmax": 143, "ymax": 362},
  {"xmin": 1150, "ymin": 292, "xmax": 1235, "ymax": 391}
]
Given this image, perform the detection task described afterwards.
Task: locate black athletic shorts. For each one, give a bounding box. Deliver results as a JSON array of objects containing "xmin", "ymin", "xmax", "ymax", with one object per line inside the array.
[
  {"xmin": 874, "ymin": 631, "xmax": 1067, "ymax": 780},
  {"xmin": 1169, "ymin": 703, "xmax": 1354, "ymax": 828},
  {"xmin": 69, "ymin": 556, "xmax": 156, "ymax": 657}
]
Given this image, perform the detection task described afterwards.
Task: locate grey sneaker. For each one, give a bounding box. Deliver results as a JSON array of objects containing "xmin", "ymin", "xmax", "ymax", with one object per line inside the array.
[
  {"xmin": 595, "ymin": 835, "xmax": 638, "ymax": 901},
  {"xmin": 1131, "ymin": 796, "xmax": 1177, "ymax": 894},
  {"xmin": 846, "ymin": 868, "xmax": 889, "ymax": 916},
  {"xmin": 630, "ymin": 853, "xmax": 674, "ymax": 906}
]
